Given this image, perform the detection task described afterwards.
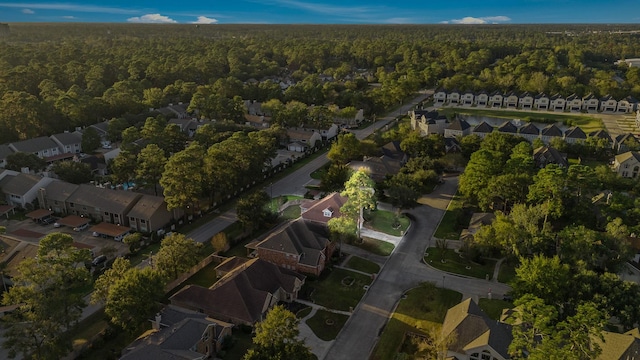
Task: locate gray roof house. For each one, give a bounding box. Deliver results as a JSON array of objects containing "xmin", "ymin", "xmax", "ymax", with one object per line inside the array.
[
  {"xmin": 127, "ymin": 195, "xmax": 178, "ymax": 233},
  {"xmin": 533, "ymin": 146, "xmax": 568, "ymax": 168},
  {"xmin": 497, "ymin": 121, "xmax": 518, "ymax": 134},
  {"xmin": 0, "ymin": 144, "xmax": 14, "ymax": 168},
  {"xmin": 540, "ymin": 124, "xmax": 563, "ymax": 143},
  {"xmin": 472, "ymin": 121, "xmax": 494, "ymax": 138},
  {"xmin": 50, "ymin": 132, "xmax": 83, "ymax": 154},
  {"xmin": 9, "ymin": 137, "xmax": 60, "ymax": 159},
  {"xmin": 37, "ymin": 181, "xmax": 79, "ymax": 214},
  {"xmin": 518, "ymin": 123, "xmax": 540, "ymax": 142},
  {"xmin": 445, "ymin": 119, "xmax": 472, "ymax": 138},
  {"xmin": 563, "ymin": 126, "xmax": 587, "ymax": 144},
  {"xmin": 65, "ymin": 184, "xmax": 141, "ymax": 226},
  {"xmin": 1, "ymin": 173, "xmax": 55, "ymax": 209}
]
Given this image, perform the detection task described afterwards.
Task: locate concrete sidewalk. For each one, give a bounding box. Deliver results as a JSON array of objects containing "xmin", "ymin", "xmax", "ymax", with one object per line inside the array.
[{"xmin": 297, "ymin": 307, "xmax": 334, "ymax": 360}]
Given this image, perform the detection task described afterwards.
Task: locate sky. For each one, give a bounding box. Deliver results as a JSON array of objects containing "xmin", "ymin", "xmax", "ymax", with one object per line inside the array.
[{"xmin": 0, "ymin": 0, "xmax": 639, "ymax": 24}]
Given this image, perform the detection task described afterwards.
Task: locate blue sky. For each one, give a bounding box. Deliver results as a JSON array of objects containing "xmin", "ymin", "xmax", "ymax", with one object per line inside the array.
[{"xmin": 0, "ymin": 1, "xmax": 639, "ymax": 24}]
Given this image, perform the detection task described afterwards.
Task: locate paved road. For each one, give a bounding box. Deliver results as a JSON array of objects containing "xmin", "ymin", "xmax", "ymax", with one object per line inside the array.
[{"xmin": 324, "ymin": 176, "xmax": 510, "ymax": 360}]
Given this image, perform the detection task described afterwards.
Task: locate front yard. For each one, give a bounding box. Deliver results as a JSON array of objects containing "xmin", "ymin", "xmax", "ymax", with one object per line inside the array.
[
  {"xmin": 433, "ymin": 192, "xmax": 472, "ymax": 240},
  {"xmin": 305, "ymin": 310, "xmax": 350, "ymax": 341},
  {"xmin": 478, "ymin": 298, "xmax": 513, "ymax": 321},
  {"xmin": 304, "ymin": 268, "xmax": 372, "ymax": 312},
  {"xmin": 424, "ymin": 248, "xmax": 496, "ymax": 280},
  {"xmin": 365, "ymin": 210, "xmax": 410, "ymax": 236},
  {"xmin": 345, "ymin": 256, "xmax": 380, "ymax": 274},
  {"xmin": 372, "ymin": 282, "xmax": 462, "ymax": 360},
  {"xmin": 355, "ymin": 237, "xmax": 395, "ymax": 256}
]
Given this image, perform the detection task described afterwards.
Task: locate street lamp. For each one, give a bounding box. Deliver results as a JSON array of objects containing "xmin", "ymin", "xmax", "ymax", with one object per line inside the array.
[{"xmin": 442, "ymin": 275, "xmax": 445, "ymax": 289}]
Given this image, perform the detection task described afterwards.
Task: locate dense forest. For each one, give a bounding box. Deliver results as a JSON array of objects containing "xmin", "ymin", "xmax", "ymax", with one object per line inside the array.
[{"xmin": 1, "ymin": 23, "xmax": 640, "ymax": 143}]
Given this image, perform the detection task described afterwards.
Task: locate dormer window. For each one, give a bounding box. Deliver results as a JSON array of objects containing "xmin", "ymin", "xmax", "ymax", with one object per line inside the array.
[{"xmin": 322, "ymin": 207, "xmax": 334, "ymax": 217}]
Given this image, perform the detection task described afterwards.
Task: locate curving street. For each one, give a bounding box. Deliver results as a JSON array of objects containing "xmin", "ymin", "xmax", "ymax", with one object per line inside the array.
[{"xmin": 324, "ymin": 176, "xmax": 511, "ymax": 360}]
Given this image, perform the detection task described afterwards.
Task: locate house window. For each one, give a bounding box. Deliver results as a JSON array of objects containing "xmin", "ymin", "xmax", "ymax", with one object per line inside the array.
[
  {"xmin": 141, "ymin": 219, "xmax": 146, "ymax": 224},
  {"xmin": 104, "ymin": 211, "xmax": 109, "ymax": 215},
  {"xmin": 69, "ymin": 203, "xmax": 74, "ymax": 208}
]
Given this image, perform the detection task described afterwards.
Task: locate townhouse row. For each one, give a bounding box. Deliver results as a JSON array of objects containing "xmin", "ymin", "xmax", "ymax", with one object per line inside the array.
[
  {"xmin": 411, "ymin": 110, "xmax": 639, "ymax": 153},
  {"xmin": 433, "ymin": 89, "xmax": 638, "ymax": 113}
]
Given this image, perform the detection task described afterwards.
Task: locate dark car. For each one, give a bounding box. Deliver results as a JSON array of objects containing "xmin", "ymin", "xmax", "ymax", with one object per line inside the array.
[
  {"xmin": 91, "ymin": 255, "xmax": 107, "ymax": 267},
  {"xmin": 41, "ymin": 217, "xmax": 56, "ymax": 225}
]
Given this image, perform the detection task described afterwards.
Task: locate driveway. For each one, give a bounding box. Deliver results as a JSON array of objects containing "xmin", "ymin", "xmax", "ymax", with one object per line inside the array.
[{"xmin": 324, "ymin": 176, "xmax": 510, "ymax": 360}]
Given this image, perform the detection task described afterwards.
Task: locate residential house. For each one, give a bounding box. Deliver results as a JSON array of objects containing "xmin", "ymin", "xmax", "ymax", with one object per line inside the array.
[
  {"xmin": 253, "ymin": 219, "xmax": 333, "ymax": 276},
  {"xmin": 613, "ymin": 151, "xmax": 640, "ymax": 178},
  {"xmin": 518, "ymin": 123, "xmax": 540, "ymax": 142},
  {"xmin": 460, "ymin": 91, "xmax": 475, "ymax": 106},
  {"xmin": 9, "ymin": 136, "xmax": 60, "ymax": 159},
  {"xmin": 311, "ymin": 124, "xmax": 339, "ymax": 142},
  {"xmin": 589, "ymin": 129, "xmax": 613, "ymax": 147},
  {"xmin": 300, "ymin": 192, "xmax": 348, "ymax": 231},
  {"xmin": 582, "ymin": 93, "xmax": 600, "ymax": 111},
  {"xmin": 533, "ymin": 146, "xmax": 569, "ymax": 168},
  {"xmin": 445, "ymin": 119, "xmax": 472, "ymax": 138},
  {"xmin": 215, "ymin": 257, "xmax": 249, "ymax": 278},
  {"xmin": 120, "ymin": 305, "xmax": 233, "ymax": 360},
  {"xmin": 87, "ymin": 121, "xmax": 110, "ymax": 145},
  {"xmin": 475, "ymin": 91, "xmax": 489, "ymax": 107},
  {"xmin": 286, "ymin": 129, "xmax": 323, "ymax": 151},
  {"xmin": 519, "ymin": 92, "xmax": 534, "ymax": 110},
  {"xmin": 549, "ymin": 94, "xmax": 566, "ymax": 111},
  {"xmin": 167, "ymin": 118, "xmax": 199, "ymax": 137},
  {"xmin": 447, "ymin": 89, "xmax": 461, "ymax": 105},
  {"xmin": 244, "ymin": 114, "xmax": 271, "ymax": 128},
  {"xmin": 534, "ymin": 93, "xmax": 550, "ymax": 110},
  {"xmin": 618, "ymin": 96, "xmax": 638, "ymax": 113},
  {"xmin": 65, "ymin": 184, "xmax": 141, "ymax": 225},
  {"xmin": 434, "ymin": 89, "xmax": 447, "ymax": 104},
  {"xmin": 349, "ymin": 155, "xmax": 403, "ymax": 182},
  {"xmin": 565, "ymin": 94, "xmax": 582, "ymax": 112},
  {"xmin": 128, "ymin": 195, "xmax": 178, "ymax": 233},
  {"xmin": 50, "ymin": 132, "xmax": 82, "ymax": 154},
  {"xmin": 460, "ymin": 213, "xmax": 495, "ymax": 242},
  {"xmin": 472, "ymin": 121, "xmax": 494, "ymax": 138},
  {"xmin": 593, "ymin": 328, "xmax": 640, "ymax": 360},
  {"xmin": 614, "ymin": 133, "xmax": 640, "ymax": 153},
  {"xmin": 155, "ymin": 103, "xmax": 190, "ymax": 119},
  {"xmin": 540, "ymin": 124, "xmax": 563, "ymax": 144},
  {"xmin": 442, "ymin": 298, "xmax": 512, "ymax": 360},
  {"xmin": 600, "ymin": 95, "xmax": 618, "ymax": 112},
  {"xmin": 502, "ymin": 91, "xmax": 519, "ymax": 108},
  {"xmin": 563, "ymin": 126, "xmax": 587, "ymax": 144},
  {"xmin": 497, "ymin": 121, "xmax": 518, "ymax": 135},
  {"xmin": 0, "ymin": 173, "xmax": 55, "ymax": 209},
  {"xmin": 381, "ymin": 141, "xmax": 408, "ymax": 164},
  {"xmin": 37, "ymin": 181, "xmax": 79, "ymax": 214},
  {"xmin": 170, "ymin": 258, "xmax": 305, "ymax": 325},
  {"xmin": 244, "ymin": 100, "xmax": 264, "ymax": 116},
  {"xmin": 410, "ymin": 110, "xmax": 448, "ymax": 136},
  {"xmin": 0, "ymin": 144, "xmax": 14, "ymax": 168},
  {"xmin": 488, "ymin": 91, "xmax": 503, "ymax": 108},
  {"xmin": 444, "ymin": 137, "xmax": 462, "ymax": 153},
  {"xmin": 333, "ymin": 107, "xmax": 364, "ymax": 128}
]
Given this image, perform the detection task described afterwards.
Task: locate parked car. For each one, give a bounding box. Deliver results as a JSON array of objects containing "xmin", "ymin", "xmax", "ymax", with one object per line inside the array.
[
  {"xmin": 91, "ymin": 255, "xmax": 107, "ymax": 267},
  {"xmin": 40, "ymin": 217, "xmax": 56, "ymax": 225},
  {"xmin": 74, "ymin": 223, "xmax": 89, "ymax": 231}
]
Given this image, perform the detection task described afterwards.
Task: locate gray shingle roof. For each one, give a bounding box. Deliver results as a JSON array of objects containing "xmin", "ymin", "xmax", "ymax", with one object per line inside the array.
[
  {"xmin": 2, "ymin": 173, "xmax": 41, "ymax": 196},
  {"xmin": 66, "ymin": 184, "xmax": 141, "ymax": 214},
  {"xmin": 43, "ymin": 181, "xmax": 79, "ymax": 203},
  {"xmin": 541, "ymin": 124, "xmax": 563, "ymax": 137},
  {"xmin": 473, "ymin": 121, "xmax": 494, "ymax": 133},
  {"xmin": 448, "ymin": 119, "xmax": 471, "ymax": 131},
  {"xmin": 498, "ymin": 121, "xmax": 518, "ymax": 133},
  {"xmin": 9, "ymin": 136, "xmax": 59, "ymax": 153},
  {"xmin": 589, "ymin": 130, "xmax": 612, "ymax": 142},
  {"xmin": 257, "ymin": 219, "xmax": 328, "ymax": 268},
  {"xmin": 564, "ymin": 126, "xmax": 586, "ymax": 139},
  {"xmin": 50, "ymin": 132, "xmax": 82, "ymax": 146},
  {"xmin": 518, "ymin": 123, "xmax": 540, "ymax": 135},
  {"xmin": 127, "ymin": 195, "xmax": 167, "ymax": 220}
]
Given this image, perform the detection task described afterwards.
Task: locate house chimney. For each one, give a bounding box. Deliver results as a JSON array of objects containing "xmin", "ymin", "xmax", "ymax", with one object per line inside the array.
[{"xmin": 152, "ymin": 313, "xmax": 161, "ymax": 330}]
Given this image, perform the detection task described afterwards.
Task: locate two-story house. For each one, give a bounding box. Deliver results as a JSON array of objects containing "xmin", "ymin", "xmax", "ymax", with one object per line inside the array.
[
  {"xmin": 433, "ymin": 89, "xmax": 447, "ymax": 104},
  {"xmin": 600, "ymin": 95, "xmax": 618, "ymax": 112},
  {"xmin": 475, "ymin": 91, "xmax": 489, "ymax": 107},
  {"xmin": 460, "ymin": 91, "xmax": 475, "ymax": 106},
  {"xmin": 534, "ymin": 93, "xmax": 550, "ymax": 110},
  {"xmin": 127, "ymin": 195, "xmax": 178, "ymax": 233},
  {"xmin": 502, "ymin": 91, "xmax": 519, "ymax": 108},
  {"xmin": 488, "ymin": 91, "xmax": 503, "ymax": 108},
  {"xmin": 550, "ymin": 94, "xmax": 566, "ymax": 111},
  {"xmin": 9, "ymin": 137, "xmax": 60, "ymax": 160},
  {"xmin": 582, "ymin": 93, "xmax": 600, "ymax": 111},
  {"xmin": 50, "ymin": 132, "xmax": 82, "ymax": 154},
  {"xmin": 519, "ymin": 92, "xmax": 534, "ymax": 110},
  {"xmin": 614, "ymin": 151, "xmax": 640, "ymax": 178},
  {"xmin": 565, "ymin": 94, "xmax": 582, "ymax": 112},
  {"xmin": 65, "ymin": 184, "xmax": 141, "ymax": 225},
  {"xmin": 444, "ymin": 119, "xmax": 472, "ymax": 138},
  {"xmin": 0, "ymin": 173, "xmax": 55, "ymax": 209}
]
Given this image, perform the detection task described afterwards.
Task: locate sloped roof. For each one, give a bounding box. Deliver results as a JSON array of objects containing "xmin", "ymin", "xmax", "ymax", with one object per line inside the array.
[
  {"xmin": 473, "ymin": 121, "xmax": 494, "ymax": 134},
  {"xmin": 10, "ymin": 136, "xmax": 58, "ymax": 153},
  {"xmin": 594, "ymin": 329, "xmax": 640, "ymax": 360},
  {"xmin": 600, "ymin": 94, "xmax": 615, "ymax": 101},
  {"xmin": 0, "ymin": 144, "xmax": 14, "ymax": 159},
  {"xmin": 550, "ymin": 93, "xmax": 564, "ymax": 100},
  {"xmin": 497, "ymin": 121, "xmax": 518, "ymax": 133},
  {"xmin": 589, "ymin": 130, "xmax": 612, "ymax": 142},
  {"xmin": 127, "ymin": 195, "xmax": 168, "ymax": 220},
  {"xmin": 66, "ymin": 184, "xmax": 141, "ymax": 214},
  {"xmin": 541, "ymin": 124, "xmax": 563, "ymax": 137},
  {"xmin": 615, "ymin": 151, "xmax": 640, "ymax": 164},
  {"xmin": 381, "ymin": 141, "xmax": 406, "ymax": 161},
  {"xmin": 42, "ymin": 181, "xmax": 79, "ymax": 203},
  {"xmin": 301, "ymin": 192, "xmax": 348, "ymax": 225},
  {"xmin": 518, "ymin": 123, "xmax": 539, "ymax": 135},
  {"xmin": 519, "ymin": 91, "xmax": 533, "ymax": 98},
  {"xmin": 564, "ymin": 126, "xmax": 587, "ymax": 139},
  {"xmin": 50, "ymin": 132, "xmax": 82, "ymax": 146},
  {"xmin": 534, "ymin": 146, "xmax": 568, "ymax": 168},
  {"xmin": 349, "ymin": 155, "xmax": 402, "ymax": 182},
  {"xmin": 447, "ymin": 119, "xmax": 471, "ymax": 131},
  {"xmin": 287, "ymin": 129, "xmax": 317, "ymax": 142},
  {"xmin": 535, "ymin": 92, "xmax": 548, "ymax": 99},
  {"xmin": 215, "ymin": 256, "xmax": 249, "ymax": 275},
  {"xmin": 170, "ymin": 258, "xmax": 304, "ymax": 324},
  {"xmin": 566, "ymin": 93, "xmax": 580, "ymax": 101},
  {"xmin": 615, "ymin": 133, "xmax": 639, "ymax": 145},
  {"xmin": 442, "ymin": 298, "xmax": 512, "ymax": 359},
  {"xmin": 2, "ymin": 173, "xmax": 41, "ymax": 196},
  {"xmin": 583, "ymin": 93, "xmax": 598, "ymax": 101},
  {"xmin": 256, "ymin": 218, "xmax": 329, "ymax": 267}
]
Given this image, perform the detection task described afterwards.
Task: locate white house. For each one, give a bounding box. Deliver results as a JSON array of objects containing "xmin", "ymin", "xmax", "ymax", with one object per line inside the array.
[
  {"xmin": 582, "ymin": 93, "xmax": 600, "ymax": 111},
  {"xmin": 447, "ymin": 90, "xmax": 461, "ymax": 105},
  {"xmin": 488, "ymin": 91, "xmax": 503, "ymax": 108},
  {"xmin": 534, "ymin": 93, "xmax": 550, "ymax": 110},
  {"xmin": 550, "ymin": 94, "xmax": 566, "ymax": 111},
  {"xmin": 565, "ymin": 94, "xmax": 582, "ymax": 112},
  {"xmin": 519, "ymin": 92, "xmax": 534, "ymax": 110},
  {"xmin": 460, "ymin": 91, "xmax": 475, "ymax": 106},
  {"xmin": 475, "ymin": 91, "xmax": 489, "ymax": 107},
  {"xmin": 502, "ymin": 91, "xmax": 519, "ymax": 108},
  {"xmin": 0, "ymin": 173, "xmax": 55, "ymax": 209},
  {"xmin": 600, "ymin": 95, "xmax": 618, "ymax": 112},
  {"xmin": 613, "ymin": 151, "xmax": 640, "ymax": 178},
  {"xmin": 50, "ymin": 132, "xmax": 83, "ymax": 154},
  {"xmin": 434, "ymin": 89, "xmax": 447, "ymax": 104},
  {"xmin": 618, "ymin": 96, "xmax": 638, "ymax": 113},
  {"xmin": 9, "ymin": 137, "xmax": 60, "ymax": 159}
]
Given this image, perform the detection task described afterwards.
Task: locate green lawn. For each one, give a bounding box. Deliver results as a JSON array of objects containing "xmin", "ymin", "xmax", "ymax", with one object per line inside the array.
[
  {"xmin": 305, "ymin": 310, "xmax": 350, "ymax": 341},
  {"xmin": 222, "ymin": 236, "xmax": 253, "ymax": 258},
  {"xmin": 296, "ymin": 307, "xmax": 312, "ymax": 319},
  {"xmin": 372, "ymin": 283, "xmax": 462, "ymax": 360},
  {"xmin": 440, "ymin": 107, "xmax": 604, "ymax": 132},
  {"xmin": 478, "ymin": 298, "xmax": 513, "ymax": 321},
  {"xmin": 345, "ymin": 256, "xmax": 380, "ymax": 274},
  {"xmin": 180, "ymin": 260, "xmax": 219, "ymax": 288},
  {"xmin": 356, "ymin": 237, "xmax": 395, "ymax": 256},
  {"xmin": 307, "ymin": 268, "xmax": 372, "ymax": 312},
  {"xmin": 433, "ymin": 192, "xmax": 472, "ymax": 240},
  {"xmin": 425, "ymin": 248, "xmax": 496, "ymax": 280},
  {"xmin": 310, "ymin": 163, "xmax": 330, "ymax": 180},
  {"xmin": 365, "ymin": 210, "xmax": 410, "ymax": 236},
  {"xmin": 281, "ymin": 205, "xmax": 301, "ymax": 219},
  {"xmin": 221, "ymin": 328, "xmax": 254, "ymax": 360},
  {"xmin": 129, "ymin": 242, "xmax": 162, "ymax": 266},
  {"xmin": 497, "ymin": 260, "xmax": 518, "ymax": 284}
]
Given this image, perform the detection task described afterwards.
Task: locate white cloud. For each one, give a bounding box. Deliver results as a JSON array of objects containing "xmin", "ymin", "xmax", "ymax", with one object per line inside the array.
[
  {"xmin": 127, "ymin": 13, "xmax": 177, "ymax": 23},
  {"xmin": 21, "ymin": 8, "xmax": 34, "ymax": 14},
  {"xmin": 62, "ymin": 15, "xmax": 75, "ymax": 19},
  {"xmin": 448, "ymin": 15, "xmax": 511, "ymax": 24},
  {"xmin": 0, "ymin": 2, "xmax": 138, "ymax": 14},
  {"xmin": 191, "ymin": 16, "xmax": 218, "ymax": 24}
]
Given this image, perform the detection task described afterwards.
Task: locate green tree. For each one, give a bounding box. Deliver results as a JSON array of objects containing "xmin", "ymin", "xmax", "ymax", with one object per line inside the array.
[
  {"xmin": 244, "ymin": 305, "xmax": 314, "ymax": 360},
  {"xmin": 91, "ymin": 257, "xmax": 132, "ymax": 304},
  {"xmin": 320, "ymin": 164, "xmax": 351, "ymax": 192},
  {"xmin": 52, "ymin": 161, "xmax": 93, "ymax": 184},
  {"xmin": 236, "ymin": 191, "xmax": 275, "ymax": 232},
  {"xmin": 104, "ymin": 267, "xmax": 165, "ymax": 331},
  {"xmin": 328, "ymin": 132, "xmax": 361, "ymax": 164},
  {"xmin": 123, "ymin": 232, "xmax": 143, "ymax": 254},
  {"xmin": 81, "ymin": 126, "xmax": 101, "ymax": 153},
  {"xmin": 136, "ymin": 143, "xmax": 167, "ymax": 195},
  {"xmin": 2, "ymin": 233, "xmax": 91, "ymax": 360},
  {"xmin": 160, "ymin": 123, "xmax": 187, "ymax": 155},
  {"xmin": 5, "ymin": 152, "xmax": 46, "ymax": 172},
  {"xmin": 110, "ymin": 150, "xmax": 137, "ymax": 184},
  {"xmin": 154, "ymin": 233, "xmax": 202, "ymax": 280},
  {"xmin": 161, "ymin": 143, "xmax": 205, "ymax": 211},
  {"xmin": 512, "ymin": 255, "xmax": 572, "ymax": 306},
  {"xmin": 341, "ymin": 169, "xmax": 376, "ymax": 238},
  {"xmin": 106, "ymin": 117, "xmax": 130, "ymax": 142}
]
